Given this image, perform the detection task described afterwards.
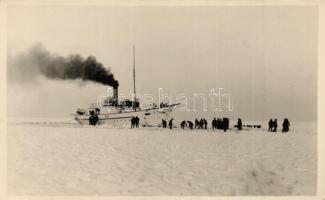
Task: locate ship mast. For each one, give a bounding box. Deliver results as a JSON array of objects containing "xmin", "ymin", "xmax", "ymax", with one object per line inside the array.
[{"xmin": 133, "ymin": 45, "xmax": 136, "ymax": 101}]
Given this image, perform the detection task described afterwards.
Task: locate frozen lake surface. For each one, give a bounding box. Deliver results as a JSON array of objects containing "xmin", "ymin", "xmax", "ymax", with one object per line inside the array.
[{"xmin": 7, "ymin": 120, "xmax": 317, "ymax": 195}]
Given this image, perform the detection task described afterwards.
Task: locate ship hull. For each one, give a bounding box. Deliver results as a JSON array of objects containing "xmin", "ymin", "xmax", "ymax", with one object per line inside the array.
[{"xmin": 74, "ymin": 107, "xmax": 173, "ymax": 127}]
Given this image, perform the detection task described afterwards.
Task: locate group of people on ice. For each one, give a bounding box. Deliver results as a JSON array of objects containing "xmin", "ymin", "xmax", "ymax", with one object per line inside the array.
[
  {"xmin": 268, "ymin": 118, "xmax": 290, "ymax": 132},
  {"xmin": 161, "ymin": 117, "xmax": 230, "ymax": 131},
  {"xmin": 160, "ymin": 117, "xmax": 290, "ymax": 132},
  {"xmin": 180, "ymin": 120, "xmax": 194, "ymax": 129},
  {"xmin": 91, "ymin": 111, "xmax": 290, "ymax": 133},
  {"xmin": 161, "ymin": 118, "xmax": 178, "ymax": 129},
  {"xmin": 131, "ymin": 116, "xmax": 140, "ymax": 128},
  {"xmin": 194, "ymin": 118, "xmax": 208, "ymax": 129},
  {"xmin": 211, "ymin": 118, "xmax": 230, "ymax": 131}
]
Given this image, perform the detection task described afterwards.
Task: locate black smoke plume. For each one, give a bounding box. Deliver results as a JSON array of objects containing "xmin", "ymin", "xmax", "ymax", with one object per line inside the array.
[{"xmin": 8, "ymin": 43, "xmax": 119, "ymax": 88}]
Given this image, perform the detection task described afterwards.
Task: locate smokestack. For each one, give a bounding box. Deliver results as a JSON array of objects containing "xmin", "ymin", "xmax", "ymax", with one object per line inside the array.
[{"xmin": 113, "ymin": 86, "xmax": 118, "ymax": 99}]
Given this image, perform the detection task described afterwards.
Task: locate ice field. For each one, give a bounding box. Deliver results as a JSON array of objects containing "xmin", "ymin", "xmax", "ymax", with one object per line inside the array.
[{"xmin": 7, "ymin": 119, "xmax": 317, "ymax": 195}]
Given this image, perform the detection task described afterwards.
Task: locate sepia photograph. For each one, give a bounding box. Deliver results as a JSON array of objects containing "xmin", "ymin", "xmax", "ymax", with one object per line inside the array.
[{"xmin": 0, "ymin": 0, "xmax": 324, "ymax": 198}]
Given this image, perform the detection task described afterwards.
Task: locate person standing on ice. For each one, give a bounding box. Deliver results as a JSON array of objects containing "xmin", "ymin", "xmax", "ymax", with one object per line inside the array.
[
  {"xmin": 268, "ymin": 119, "xmax": 273, "ymax": 132},
  {"xmin": 195, "ymin": 118, "xmax": 199, "ymax": 129},
  {"xmin": 212, "ymin": 118, "xmax": 217, "ymax": 130},
  {"xmin": 169, "ymin": 118, "xmax": 174, "ymax": 129},
  {"xmin": 131, "ymin": 117, "xmax": 135, "ymax": 128},
  {"xmin": 217, "ymin": 118, "xmax": 222, "ymax": 129},
  {"xmin": 222, "ymin": 118, "xmax": 229, "ymax": 132},
  {"xmin": 135, "ymin": 116, "xmax": 140, "ymax": 128},
  {"xmin": 203, "ymin": 119, "xmax": 208, "ymax": 129},
  {"xmin": 273, "ymin": 119, "xmax": 278, "ymax": 132},
  {"xmin": 94, "ymin": 114, "xmax": 99, "ymax": 125},
  {"xmin": 180, "ymin": 121, "xmax": 187, "ymax": 129},
  {"xmin": 162, "ymin": 119, "xmax": 167, "ymax": 128},
  {"xmin": 199, "ymin": 118, "xmax": 204, "ymax": 129},
  {"xmin": 237, "ymin": 118, "xmax": 242, "ymax": 130},
  {"xmin": 89, "ymin": 110, "xmax": 97, "ymax": 126},
  {"xmin": 282, "ymin": 118, "xmax": 290, "ymax": 133}
]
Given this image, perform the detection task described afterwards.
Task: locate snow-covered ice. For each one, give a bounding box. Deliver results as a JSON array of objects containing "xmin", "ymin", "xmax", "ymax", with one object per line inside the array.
[{"xmin": 7, "ymin": 120, "xmax": 317, "ymax": 195}]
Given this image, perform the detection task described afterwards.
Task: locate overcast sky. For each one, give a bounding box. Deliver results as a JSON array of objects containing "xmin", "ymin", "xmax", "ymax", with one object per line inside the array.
[{"xmin": 7, "ymin": 5, "xmax": 317, "ymax": 121}]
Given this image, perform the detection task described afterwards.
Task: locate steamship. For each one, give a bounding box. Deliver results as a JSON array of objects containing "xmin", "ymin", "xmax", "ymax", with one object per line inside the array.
[{"xmin": 73, "ymin": 46, "xmax": 180, "ymax": 127}]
